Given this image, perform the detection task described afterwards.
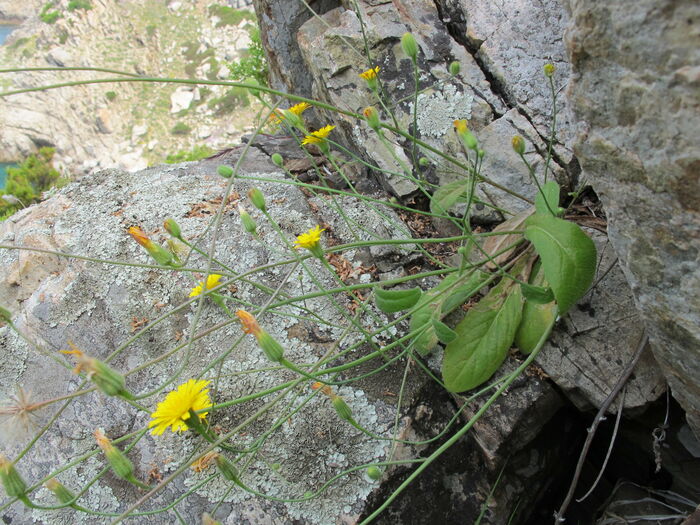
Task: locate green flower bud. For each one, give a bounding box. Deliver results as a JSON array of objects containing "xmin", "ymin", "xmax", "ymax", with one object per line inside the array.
[
  {"xmin": 271, "ymin": 153, "xmax": 284, "ymax": 167},
  {"xmin": 91, "ymin": 360, "xmax": 132, "ymax": 399},
  {"xmin": 215, "ymin": 454, "xmax": 239, "ymax": 483},
  {"xmin": 366, "ymin": 466, "xmax": 382, "ymax": 480},
  {"xmin": 418, "ymin": 157, "xmax": 430, "ymax": 167},
  {"xmin": 331, "ymin": 395, "xmax": 354, "ymax": 423},
  {"xmin": 401, "ymin": 32, "xmax": 419, "ymax": 61},
  {"xmin": 543, "ymin": 63, "xmax": 556, "ymax": 77},
  {"xmin": 511, "ymin": 135, "xmax": 526, "ymax": 155},
  {"xmin": 217, "ymin": 165, "xmax": 234, "ymax": 178},
  {"xmin": 45, "ymin": 478, "xmax": 75, "ymax": 505},
  {"xmin": 477, "ymin": 149, "xmax": 485, "ymax": 159},
  {"xmin": 163, "ymin": 218, "xmax": 182, "ymax": 240},
  {"xmin": 362, "ymin": 106, "xmax": 381, "ymax": 132},
  {"xmin": 248, "ymin": 188, "xmax": 266, "ymax": 212},
  {"xmin": 238, "ymin": 205, "xmax": 257, "ymax": 235},
  {"xmin": 0, "ymin": 453, "xmax": 27, "ymax": 500},
  {"xmin": 258, "ymin": 331, "xmax": 284, "ymax": 362},
  {"xmin": 449, "ymin": 61, "xmax": 460, "ymax": 76}
]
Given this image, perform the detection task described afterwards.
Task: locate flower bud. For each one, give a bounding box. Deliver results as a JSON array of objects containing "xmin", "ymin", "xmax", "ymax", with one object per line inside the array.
[
  {"xmin": 238, "ymin": 205, "xmax": 257, "ymax": 235},
  {"xmin": 363, "ymin": 106, "xmax": 380, "ymax": 132},
  {"xmin": 331, "ymin": 395, "xmax": 354, "ymax": 423},
  {"xmin": 543, "ymin": 63, "xmax": 556, "ymax": 78},
  {"xmin": 127, "ymin": 226, "xmax": 174, "ymax": 266},
  {"xmin": 401, "ymin": 32, "xmax": 418, "ymax": 61},
  {"xmin": 366, "ymin": 466, "xmax": 382, "ymax": 480},
  {"xmin": 449, "ymin": 61, "xmax": 460, "ymax": 76},
  {"xmin": 0, "ymin": 453, "xmax": 27, "ymax": 500},
  {"xmin": 418, "ymin": 157, "xmax": 430, "ymax": 167},
  {"xmin": 214, "ymin": 454, "xmax": 240, "ymax": 483},
  {"xmin": 45, "ymin": 478, "xmax": 75, "ymax": 505},
  {"xmin": 163, "ymin": 218, "xmax": 182, "ymax": 240},
  {"xmin": 61, "ymin": 344, "xmax": 133, "ymax": 399},
  {"xmin": 257, "ymin": 331, "xmax": 284, "ymax": 362},
  {"xmin": 282, "ymin": 109, "xmax": 303, "ymax": 129},
  {"xmin": 95, "ymin": 429, "xmax": 134, "ymax": 481},
  {"xmin": 217, "ymin": 165, "xmax": 234, "ymax": 178},
  {"xmin": 271, "ymin": 153, "xmax": 283, "ymax": 167},
  {"xmin": 511, "ymin": 135, "xmax": 526, "ymax": 155},
  {"xmin": 453, "ymin": 119, "xmax": 477, "ymax": 150},
  {"xmin": 248, "ymin": 188, "xmax": 266, "ymax": 212}
]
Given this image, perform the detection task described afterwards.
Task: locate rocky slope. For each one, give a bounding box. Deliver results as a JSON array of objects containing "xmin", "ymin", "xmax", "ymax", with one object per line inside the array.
[{"xmin": 0, "ymin": 0, "xmax": 260, "ymax": 174}]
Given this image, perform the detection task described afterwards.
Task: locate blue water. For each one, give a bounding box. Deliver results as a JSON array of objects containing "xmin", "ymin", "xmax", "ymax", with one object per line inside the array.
[{"xmin": 0, "ymin": 25, "xmax": 15, "ymax": 45}]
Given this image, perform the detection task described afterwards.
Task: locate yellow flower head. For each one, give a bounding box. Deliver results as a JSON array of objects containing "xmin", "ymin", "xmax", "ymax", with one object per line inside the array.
[
  {"xmin": 294, "ymin": 225, "xmax": 325, "ymax": 252},
  {"xmin": 189, "ymin": 274, "xmax": 223, "ymax": 297},
  {"xmin": 301, "ymin": 125, "xmax": 335, "ymax": 146},
  {"xmin": 148, "ymin": 379, "xmax": 212, "ymax": 435},
  {"xmin": 270, "ymin": 102, "xmax": 311, "ymax": 124},
  {"xmin": 359, "ymin": 66, "xmax": 380, "ymax": 81}
]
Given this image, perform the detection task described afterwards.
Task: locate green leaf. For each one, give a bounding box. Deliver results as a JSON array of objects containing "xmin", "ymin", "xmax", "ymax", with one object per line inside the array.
[
  {"xmin": 430, "ymin": 179, "xmax": 471, "ymax": 216},
  {"xmin": 432, "ymin": 319, "xmax": 457, "ymax": 344},
  {"xmin": 524, "ymin": 214, "xmax": 597, "ymax": 315},
  {"xmin": 482, "ymin": 207, "xmax": 533, "ymax": 269},
  {"xmin": 515, "ymin": 262, "xmax": 557, "ymax": 354},
  {"xmin": 409, "ymin": 271, "xmax": 489, "ymax": 355},
  {"xmin": 442, "ymin": 279, "xmax": 523, "ymax": 392},
  {"xmin": 374, "ymin": 286, "xmax": 422, "ymax": 313},
  {"xmin": 520, "ymin": 282, "xmax": 555, "ymax": 304},
  {"xmin": 535, "ymin": 181, "xmax": 560, "ymax": 216}
]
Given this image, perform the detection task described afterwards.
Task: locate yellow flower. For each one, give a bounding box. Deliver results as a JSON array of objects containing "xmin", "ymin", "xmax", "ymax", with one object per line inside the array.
[
  {"xmin": 359, "ymin": 66, "xmax": 380, "ymax": 81},
  {"xmin": 288, "ymin": 102, "xmax": 311, "ymax": 116},
  {"xmin": 294, "ymin": 225, "xmax": 326, "ymax": 257},
  {"xmin": 301, "ymin": 125, "xmax": 335, "ymax": 146},
  {"xmin": 148, "ymin": 379, "xmax": 212, "ymax": 435},
  {"xmin": 270, "ymin": 102, "xmax": 311, "ymax": 124},
  {"xmin": 453, "ymin": 119, "xmax": 468, "ymax": 135},
  {"xmin": 189, "ymin": 274, "xmax": 223, "ymax": 297}
]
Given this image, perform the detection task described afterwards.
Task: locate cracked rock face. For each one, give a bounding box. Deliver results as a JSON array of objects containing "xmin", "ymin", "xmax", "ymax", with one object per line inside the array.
[{"xmin": 565, "ymin": 0, "xmax": 700, "ymax": 437}]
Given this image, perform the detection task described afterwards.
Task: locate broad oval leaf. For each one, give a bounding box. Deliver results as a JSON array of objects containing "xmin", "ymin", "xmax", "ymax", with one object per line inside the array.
[
  {"xmin": 535, "ymin": 181, "xmax": 561, "ymax": 216},
  {"xmin": 375, "ymin": 286, "xmax": 422, "ymax": 313},
  {"xmin": 430, "ymin": 179, "xmax": 471, "ymax": 216},
  {"xmin": 515, "ymin": 261, "xmax": 556, "ymax": 354},
  {"xmin": 409, "ymin": 271, "xmax": 490, "ymax": 355},
  {"xmin": 442, "ymin": 280, "xmax": 523, "ymax": 392},
  {"xmin": 524, "ymin": 214, "xmax": 596, "ymax": 315}
]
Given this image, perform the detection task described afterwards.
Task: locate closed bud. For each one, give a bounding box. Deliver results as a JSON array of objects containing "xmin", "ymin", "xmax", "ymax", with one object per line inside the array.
[
  {"xmin": 418, "ymin": 157, "xmax": 430, "ymax": 167},
  {"xmin": 217, "ymin": 165, "xmax": 234, "ymax": 178},
  {"xmin": 543, "ymin": 63, "xmax": 556, "ymax": 77},
  {"xmin": 95, "ymin": 429, "xmax": 134, "ymax": 481},
  {"xmin": 257, "ymin": 331, "xmax": 284, "ymax": 362},
  {"xmin": 449, "ymin": 61, "xmax": 460, "ymax": 76},
  {"xmin": 331, "ymin": 395, "xmax": 354, "ymax": 423},
  {"xmin": 163, "ymin": 218, "xmax": 182, "ymax": 240},
  {"xmin": 366, "ymin": 466, "xmax": 382, "ymax": 480},
  {"xmin": 477, "ymin": 149, "xmax": 485, "ymax": 159},
  {"xmin": 401, "ymin": 32, "xmax": 418, "ymax": 61},
  {"xmin": 45, "ymin": 478, "xmax": 75, "ymax": 505},
  {"xmin": 127, "ymin": 226, "xmax": 174, "ymax": 266},
  {"xmin": 238, "ymin": 205, "xmax": 257, "ymax": 235},
  {"xmin": 0, "ymin": 453, "xmax": 27, "ymax": 500},
  {"xmin": 511, "ymin": 135, "xmax": 526, "ymax": 155},
  {"xmin": 362, "ymin": 106, "xmax": 380, "ymax": 131},
  {"xmin": 247, "ymin": 188, "xmax": 266, "ymax": 212},
  {"xmin": 214, "ymin": 454, "xmax": 239, "ymax": 483},
  {"xmin": 271, "ymin": 153, "xmax": 283, "ymax": 167}
]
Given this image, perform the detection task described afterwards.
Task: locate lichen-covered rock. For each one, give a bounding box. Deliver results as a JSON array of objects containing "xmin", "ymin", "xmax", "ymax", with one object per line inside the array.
[
  {"xmin": 0, "ymin": 146, "xmax": 415, "ymax": 524},
  {"xmin": 565, "ymin": 0, "xmax": 700, "ymax": 437}
]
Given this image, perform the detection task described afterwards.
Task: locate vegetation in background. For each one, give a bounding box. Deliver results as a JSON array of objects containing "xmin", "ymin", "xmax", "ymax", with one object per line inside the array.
[
  {"xmin": 228, "ymin": 26, "xmax": 268, "ymax": 86},
  {"xmin": 170, "ymin": 122, "xmax": 192, "ymax": 135},
  {"xmin": 164, "ymin": 145, "xmax": 215, "ymax": 164},
  {"xmin": 0, "ymin": 147, "xmax": 65, "ymax": 220},
  {"xmin": 39, "ymin": 1, "xmax": 61, "ymax": 24},
  {"xmin": 105, "ymin": 91, "xmax": 117, "ymax": 102},
  {"xmin": 207, "ymin": 87, "xmax": 249, "ymax": 115},
  {"xmin": 67, "ymin": 0, "xmax": 92, "ymax": 11},
  {"xmin": 207, "ymin": 4, "xmax": 255, "ymax": 27}
]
